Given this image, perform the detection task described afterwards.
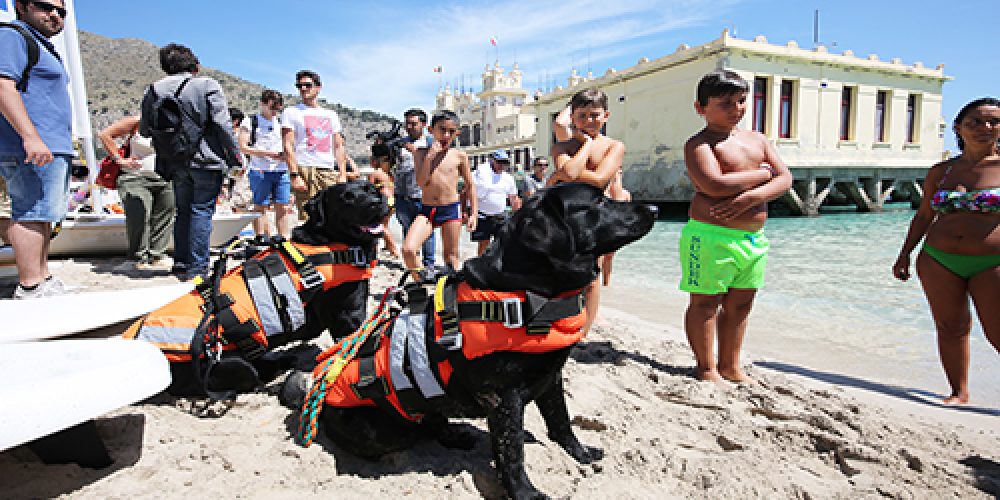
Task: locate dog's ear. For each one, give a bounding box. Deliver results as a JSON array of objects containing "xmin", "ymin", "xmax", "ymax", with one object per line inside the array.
[
  {"xmin": 303, "ymin": 188, "xmax": 328, "ymax": 228},
  {"xmin": 516, "ymin": 196, "xmax": 575, "ymax": 261}
]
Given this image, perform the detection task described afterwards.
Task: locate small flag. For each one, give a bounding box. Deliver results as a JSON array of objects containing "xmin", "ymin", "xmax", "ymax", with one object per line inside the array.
[
  {"xmin": 433, "ymin": 66, "xmax": 442, "ymax": 73},
  {"xmin": 489, "ymin": 36, "xmax": 497, "ymax": 46}
]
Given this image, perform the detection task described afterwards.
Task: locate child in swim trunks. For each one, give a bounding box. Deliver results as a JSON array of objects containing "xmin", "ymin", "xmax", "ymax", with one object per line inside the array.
[
  {"xmin": 402, "ymin": 110, "xmax": 476, "ymax": 282},
  {"xmin": 680, "ymin": 70, "xmax": 792, "ymax": 384}
]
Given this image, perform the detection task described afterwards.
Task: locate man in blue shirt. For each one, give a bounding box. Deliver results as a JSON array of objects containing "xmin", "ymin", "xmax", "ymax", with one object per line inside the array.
[{"xmin": 0, "ymin": 0, "xmax": 72, "ymax": 299}]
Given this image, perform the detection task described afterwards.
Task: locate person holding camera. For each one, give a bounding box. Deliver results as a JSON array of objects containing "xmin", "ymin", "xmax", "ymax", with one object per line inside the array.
[
  {"xmin": 470, "ymin": 149, "xmax": 521, "ymax": 256},
  {"xmin": 394, "ymin": 108, "xmax": 436, "ymax": 276}
]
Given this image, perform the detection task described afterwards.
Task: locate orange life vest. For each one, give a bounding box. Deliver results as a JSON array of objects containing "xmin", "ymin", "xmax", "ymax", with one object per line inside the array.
[
  {"xmin": 124, "ymin": 241, "xmax": 375, "ymax": 362},
  {"xmin": 315, "ymin": 279, "xmax": 586, "ymax": 421}
]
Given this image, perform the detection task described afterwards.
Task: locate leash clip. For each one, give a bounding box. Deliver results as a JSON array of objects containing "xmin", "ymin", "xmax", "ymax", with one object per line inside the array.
[
  {"xmin": 502, "ymin": 297, "xmax": 523, "ymax": 329},
  {"xmin": 299, "ymin": 265, "xmax": 325, "ymax": 290}
]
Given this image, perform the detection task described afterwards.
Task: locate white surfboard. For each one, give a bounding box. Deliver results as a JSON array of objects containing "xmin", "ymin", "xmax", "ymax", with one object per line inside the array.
[
  {"xmin": 0, "ymin": 283, "xmax": 193, "ymax": 343},
  {"xmin": 0, "ymin": 338, "xmax": 170, "ymax": 452}
]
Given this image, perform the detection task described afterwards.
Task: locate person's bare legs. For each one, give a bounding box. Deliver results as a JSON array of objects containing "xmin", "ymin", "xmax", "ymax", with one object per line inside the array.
[
  {"xmin": 253, "ymin": 204, "xmax": 269, "ymax": 236},
  {"xmin": 380, "ymin": 214, "xmax": 399, "ymax": 257},
  {"xmin": 916, "ymin": 251, "xmax": 973, "ymax": 404},
  {"xmin": 684, "ymin": 293, "xmax": 724, "ymax": 382},
  {"xmin": 601, "ymin": 252, "xmax": 615, "ymax": 286},
  {"xmin": 439, "ymin": 221, "xmax": 462, "ymax": 272},
  {"xmin": 8, "ymin": 220, "xmax": 49, "ymax": 287},
  {"xmin": 402, "ymin": 216, "xmax": 433, "ymax": 282},
  {"xmin": 969, "ymin": 264, "xmax": 1000, "ymax": 357},
  {"xmin": 274, "ymin": 204, "xmax": 291, "ymax": 239},
  {"xmin": 716, "ymin": 288, "xmax": 758, "ymax": 383}
]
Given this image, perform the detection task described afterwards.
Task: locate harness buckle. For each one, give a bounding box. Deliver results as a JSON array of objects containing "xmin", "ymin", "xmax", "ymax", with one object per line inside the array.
[
  {"xmin": 437, "ymin": 331, "xmax": 463, "ymax": 351},
  {"xmin": 502, "ymin": 297, "xmax": 523, "ymax": 329},
  {"xmin": 299, "ymin": 264, "xmax": 325, "ymax": 290},
  {"xmin": 348, "ymin": 246, "xmax": 368, "ymax": 268}
]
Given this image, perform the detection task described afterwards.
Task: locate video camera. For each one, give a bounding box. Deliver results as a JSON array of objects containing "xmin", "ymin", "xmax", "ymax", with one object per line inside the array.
[{"xmin": 365, "ymin": 120, "xmax": 407, "ymax": 166}]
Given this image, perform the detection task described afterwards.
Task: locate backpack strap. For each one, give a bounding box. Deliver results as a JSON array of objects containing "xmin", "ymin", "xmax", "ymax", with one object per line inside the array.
[
  {"xmin": 250, "ymin": 114, "xmax": 259, "ymax": 146},
  {"xmin": 1, "ymin": 22, "xmax": 40, "ymax": 93}
]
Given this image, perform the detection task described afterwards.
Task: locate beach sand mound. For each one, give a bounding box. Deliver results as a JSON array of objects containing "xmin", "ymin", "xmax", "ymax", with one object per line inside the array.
[{"xmin": 1, "ymin": 261, "xmax": 998, "ymax": 498}]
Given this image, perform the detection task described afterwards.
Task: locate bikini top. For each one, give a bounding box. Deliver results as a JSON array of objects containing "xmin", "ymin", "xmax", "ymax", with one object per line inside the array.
[{"xmin": 930, "ymin": 163, "xmax": 1000, "ymax": 214}]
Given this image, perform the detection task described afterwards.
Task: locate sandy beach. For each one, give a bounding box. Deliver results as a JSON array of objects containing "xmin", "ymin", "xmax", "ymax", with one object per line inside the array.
[{"xmin": 1, "ymin": 248, "xmax": 999, "ymax": 498}]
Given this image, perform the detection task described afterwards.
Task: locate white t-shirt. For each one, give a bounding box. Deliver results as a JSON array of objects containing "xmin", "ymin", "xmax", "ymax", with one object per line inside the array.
[
  {"xmin": 240, "ymin": 113, "xmax": 287, "ymax": 171},
  {"xmin": 474, "ymin": 166, "xmax": 518, "ymax": 215},
  {"xmin": 281, "ymin": 104, "xmax": 343, "ymax": 169}
]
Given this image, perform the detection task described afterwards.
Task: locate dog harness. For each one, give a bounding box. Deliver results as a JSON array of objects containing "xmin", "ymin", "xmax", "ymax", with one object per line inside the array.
[
  {"xmin": 298, "ymin": 276, "xmax": 586, "ymax": 438},
  {"xmin": 124, "ymin": 240, "xmax": 375, "ymax": 397}
]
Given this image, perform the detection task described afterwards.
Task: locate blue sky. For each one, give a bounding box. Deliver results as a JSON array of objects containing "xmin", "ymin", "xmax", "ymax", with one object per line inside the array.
[{"xmin": 51, "ymin": 1, "xmax": 1000, "ymax": 148}]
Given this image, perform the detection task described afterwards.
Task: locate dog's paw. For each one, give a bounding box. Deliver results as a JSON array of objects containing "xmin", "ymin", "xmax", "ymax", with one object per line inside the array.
[
  {"xmin": 279, "ymin": 370, "xmax": 313, "ymax": 409},
  {"xmin": 551, "ymin": 434, "xmax": 604, "ymax": 464}
]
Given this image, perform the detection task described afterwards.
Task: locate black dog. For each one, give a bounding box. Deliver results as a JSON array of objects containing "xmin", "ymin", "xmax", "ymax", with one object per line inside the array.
[
  {"xmin": 131, "ymin": 180, "xmax": 390, "ymax": 398},
  {"xmin": 288, "ymin": 183, "xmax": 654, "ymax": 498}
]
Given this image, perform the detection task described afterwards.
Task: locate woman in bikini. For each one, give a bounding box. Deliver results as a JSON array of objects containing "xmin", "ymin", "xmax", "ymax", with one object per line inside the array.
[{"xmin": 893, "ymin": 97, "xmax": 1000, "ymax": 404}]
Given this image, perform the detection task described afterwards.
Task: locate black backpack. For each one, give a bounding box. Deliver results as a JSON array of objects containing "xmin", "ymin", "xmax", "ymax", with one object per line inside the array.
[
  {"xmin": 146, "ymin": 77, "xmax": 204, "ymax": 162},
  {"xmin": 248, "ymin": 114, "xmax": 259, "ymax": 146},
  {"xmin": 0, "ymin": 22, "xmax": 61, "ymax": 92}
]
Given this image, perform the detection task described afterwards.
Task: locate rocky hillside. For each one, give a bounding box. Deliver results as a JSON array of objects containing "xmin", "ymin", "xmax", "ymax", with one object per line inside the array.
[{"xmin": 79, "ymin": 31, "xmax": 396, "ymax": 159}]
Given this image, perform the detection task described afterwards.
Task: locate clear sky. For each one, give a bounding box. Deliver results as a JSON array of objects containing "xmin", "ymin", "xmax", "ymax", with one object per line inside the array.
[{"xmin": 59, "ymin": 0, "xmax": 999, "ymax": 149}]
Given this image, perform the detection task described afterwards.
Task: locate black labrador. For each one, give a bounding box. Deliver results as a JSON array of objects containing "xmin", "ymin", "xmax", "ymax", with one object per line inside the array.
[
  {"xmin": 285, "ymin": 183, "xmax": 654, "ymax": 498},
  {"xmin": 160, "ymin": 180, "xmax": 390, "ymax": 397}
]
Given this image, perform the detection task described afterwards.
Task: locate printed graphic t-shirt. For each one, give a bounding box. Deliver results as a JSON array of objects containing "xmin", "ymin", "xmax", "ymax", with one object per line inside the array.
[
  {"xmin": 281, "ymin": 104, "xmax": 343, "ymax": 169},
  {"xmin": 474, "ymin": 167, "xmax": 518, "ymax": 215},
  {"xmin": 240, "ymin": 113, "xmax": 287, "ymax": 171}
]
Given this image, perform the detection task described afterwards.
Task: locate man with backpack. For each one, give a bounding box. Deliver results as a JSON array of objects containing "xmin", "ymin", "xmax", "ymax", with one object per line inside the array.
[
  {"xmin": 0, "ymin": 0, "xmax": 72, "ymax": 299},
  {"xmin": 140, "ymin": 43, "xmax": 241, "ymax": 282},
  {"xmin": 239, "ymin": 89, "xmax": 291, "ymax": 240}
]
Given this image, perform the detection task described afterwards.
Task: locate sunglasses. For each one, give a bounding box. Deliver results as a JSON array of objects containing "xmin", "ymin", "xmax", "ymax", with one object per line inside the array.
[
  {"xmin": 30, "ymin": 0, "xmax": 66, "ymax": 18},
  {"xmin": 294, "ymin": 82, "xmax": 315, "ymax": 90}
]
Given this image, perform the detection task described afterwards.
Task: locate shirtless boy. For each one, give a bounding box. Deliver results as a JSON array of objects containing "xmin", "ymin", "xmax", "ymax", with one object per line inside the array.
[
  {"xmin": 402, "ymin": 110, "xmax": 476, "ymax": 282},
  {"xmin": 681, "ymin": 70, "xmax": 792, "ymax": 383},
  {"xmin": 549, "ymin": 89, "xmax": 625, "ymax": 335}
]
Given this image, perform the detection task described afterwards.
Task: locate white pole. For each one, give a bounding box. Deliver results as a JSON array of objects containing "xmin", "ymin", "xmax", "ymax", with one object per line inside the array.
[{"xmin": 55, "ymin": 0, "xmax": 102, "ymax": 211}]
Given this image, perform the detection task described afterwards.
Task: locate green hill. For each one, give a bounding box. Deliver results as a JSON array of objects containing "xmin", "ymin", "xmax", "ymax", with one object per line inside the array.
[{"xmin": 79, "ymin": 31, "xmax": 396, "ymax": 160}]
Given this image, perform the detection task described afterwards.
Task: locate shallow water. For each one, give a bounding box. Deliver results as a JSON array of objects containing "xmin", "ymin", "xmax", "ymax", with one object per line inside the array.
[{"xmin": 606, "ymin": 207, "xmax": 1000, "ymax": 409}]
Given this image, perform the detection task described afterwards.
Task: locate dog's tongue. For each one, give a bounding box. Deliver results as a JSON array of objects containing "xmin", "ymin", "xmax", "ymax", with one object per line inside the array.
[{"xmin": 362, "ymin": 224, "xmax": 384, "ymax": 235}]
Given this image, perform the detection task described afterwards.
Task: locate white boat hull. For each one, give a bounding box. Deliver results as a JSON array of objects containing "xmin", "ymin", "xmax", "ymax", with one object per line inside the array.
[{"xmin": 0, "ymin": 213, "xmax": 258, "ymax": 266}]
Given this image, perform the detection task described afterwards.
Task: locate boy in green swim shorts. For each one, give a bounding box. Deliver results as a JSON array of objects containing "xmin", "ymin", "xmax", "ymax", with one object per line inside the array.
[{"xmin": 680, "ymin": 70, "xmax": 793, "ymax": 383}]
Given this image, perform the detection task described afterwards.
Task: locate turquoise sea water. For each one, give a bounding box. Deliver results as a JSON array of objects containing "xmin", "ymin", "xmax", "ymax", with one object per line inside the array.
[{"xmin": 606, "ymin": 207, "xmax": 1000, "ymax": 409}]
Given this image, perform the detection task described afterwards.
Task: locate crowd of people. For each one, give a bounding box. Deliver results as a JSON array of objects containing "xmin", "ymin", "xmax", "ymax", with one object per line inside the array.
[{"xmin": 0, "ymin": 0, "xmax": 997, "ymax": 404}]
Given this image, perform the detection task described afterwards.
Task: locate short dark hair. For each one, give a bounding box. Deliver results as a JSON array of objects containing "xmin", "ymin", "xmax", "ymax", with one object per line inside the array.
[
  {"xmin": 696, "ymin": 70, "xmax": 749, "ymax": 107},
  {"xmin": 533, "ymin": 157, "xmax": 549, "ymax": 166},
  {"xmin": 569, "ymin": 88, "xmax": 608, "ymax": 111},
  {"xmin": 159, "ymin": 43, "xmax": 199, "ymax": 75},
  {"xmin": 229, "ymin": 107, "xmax": 244, "ymax": 123},
  {"xmin": 295, "ymin": 70, "xmax": 321, "ymax": 86},
  {"xmin": 404, "ymin": 108, "xmax": 427, "ymax": 123},
  {"xmin": 430, "ymin": 110, "xmax": 460, "ymax": 127},
  {"xmin": 260, "ymin": 89, "xmax": 283, "ymax": 106},
  {"xmin": 953, "ymin": 97, "xmax": 1000, "ymax": 151}
]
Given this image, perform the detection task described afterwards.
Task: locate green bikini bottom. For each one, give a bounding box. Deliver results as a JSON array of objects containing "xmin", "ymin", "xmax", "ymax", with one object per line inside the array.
[{"xmin": 922, "ymin": 243, "xmax": 1000, "ymax": 279}]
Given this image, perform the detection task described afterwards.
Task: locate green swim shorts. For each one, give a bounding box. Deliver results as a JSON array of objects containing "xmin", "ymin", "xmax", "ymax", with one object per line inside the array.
[{"xmin": 678, "ymin": 219, "xmax": 770, "ymax": 295}]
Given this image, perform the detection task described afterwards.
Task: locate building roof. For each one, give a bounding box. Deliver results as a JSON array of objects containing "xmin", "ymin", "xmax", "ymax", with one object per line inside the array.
[{"xmin": 535, "ymin": 29, "xmax": 951, "ymax": 105}]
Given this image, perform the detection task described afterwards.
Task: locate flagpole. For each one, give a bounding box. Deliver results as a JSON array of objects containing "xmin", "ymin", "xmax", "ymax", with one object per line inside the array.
[{"xmin": 59, "ymin": 0, "xmax": 101, "ymax": 211}]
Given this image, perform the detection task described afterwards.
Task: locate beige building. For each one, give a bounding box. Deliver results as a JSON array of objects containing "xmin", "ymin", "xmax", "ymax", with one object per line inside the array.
[
  {"xmin": 531, "ymin": 29, "xmax": 951, "ymax": 214},
  {"xmin": 436, "ymin": 63, "xmax": 538, "ymax": 169}
]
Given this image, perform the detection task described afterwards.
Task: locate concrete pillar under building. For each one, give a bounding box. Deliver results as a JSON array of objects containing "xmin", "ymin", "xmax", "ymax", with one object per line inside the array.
[
  {"xmin": 834, "ymin": 177, "xmax": 894, "ymax": 213},
  {"xmin": 783, "ymin": 176, "xmax": 833, "ymax": 216}
]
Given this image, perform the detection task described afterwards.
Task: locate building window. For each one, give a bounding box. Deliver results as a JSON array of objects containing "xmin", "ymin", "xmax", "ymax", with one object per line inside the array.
[
  {"xmin": 906, "ymin": 94, "xmax": 921, "ymax": 143},
  {"xmin": 875, "ymin": 90, "xmax": 888, "ymax": 143},
  {"xmin": 460, "ymin": 125, "xmax": 471, "ymax": 147},
  {"xmin": 473, "ymin": 124, "xmax": 481, "ymax": 146},
  {"xmin": 753, "ymin": 77, "xmax": 768, "ymax": 133},
  {"xmin": 840, "ymin": 86, "xmax": 855, "ymax": 141},
  {"xmin": 779, "ymin": 80, "xmax": 794, "ymax": 138}
]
